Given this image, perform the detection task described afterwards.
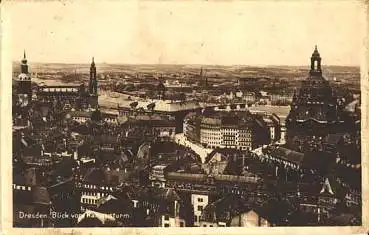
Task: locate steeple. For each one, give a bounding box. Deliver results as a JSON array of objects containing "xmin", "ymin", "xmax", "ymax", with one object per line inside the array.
[
  {"xmin": 17, "ymin": 50, "xmax": 32, "ymax": 106},
  {"xmin": 89, "ymin": 57, "xmax": 97, "ymax": 95},
  {"xmin": 20, "ymin": 50, "xmax": 28, "ymax": 74},
  {"xmin": 310, "ymin": 45, "xmax": 322, "ymax": 76}
]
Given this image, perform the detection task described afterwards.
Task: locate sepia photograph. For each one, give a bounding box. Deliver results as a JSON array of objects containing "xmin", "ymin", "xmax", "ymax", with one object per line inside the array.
[{"xmin": 1, "ymin": 0, "xmax": 368, "ymax": 234}]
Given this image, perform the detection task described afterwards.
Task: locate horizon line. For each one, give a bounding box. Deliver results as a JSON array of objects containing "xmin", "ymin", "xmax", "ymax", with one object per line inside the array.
[{"xmin": 12, "ymin": 61, "xmax": 360, "ymax": 68}]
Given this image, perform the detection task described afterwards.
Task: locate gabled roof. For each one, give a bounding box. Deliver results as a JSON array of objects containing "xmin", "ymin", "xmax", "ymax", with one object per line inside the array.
[
  {"xmin": 96, "ymin": 194, "xmax": 133, "ymax": 215},
  {"xmin": 266, "ymin": 146, "xmax": 304, "ymax": 166},
  {"xmin": 205, "ymin": 150, "xmax": 228, "ymax": 164},
  {"xmin": 320, "ymin": 177, "xmax": 334, "ymax": 195},
  {"xmin": 77, "ymin": 209, "xmax": 115, "ymax": 225},
  {"xmin": 205, "ymin": 148, "xmax": 246, "ymax": 164},
  {"xmin": 319, "ymin": 176, "xmax": 348, "ymax": 198}
]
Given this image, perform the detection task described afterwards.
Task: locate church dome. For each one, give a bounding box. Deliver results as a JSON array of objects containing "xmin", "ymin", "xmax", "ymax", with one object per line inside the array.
[{"xmin": 18, "ymin": 73, "xmax": 30, "ymax": 81}]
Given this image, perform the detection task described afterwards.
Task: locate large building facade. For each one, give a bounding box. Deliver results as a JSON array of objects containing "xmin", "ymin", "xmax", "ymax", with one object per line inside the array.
[{"xmin": 184, "ymin": 110, "xmax": 272, "ymax": 150}]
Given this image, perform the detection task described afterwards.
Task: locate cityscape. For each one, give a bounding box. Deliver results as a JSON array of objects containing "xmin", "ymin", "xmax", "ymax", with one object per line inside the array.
[{"xmin": 12, "ymin": 46, "xmax": 362, "ymax": 227}]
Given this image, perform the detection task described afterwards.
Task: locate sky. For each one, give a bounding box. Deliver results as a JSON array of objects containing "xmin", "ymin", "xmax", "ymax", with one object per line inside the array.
[{"xmin": 4, "ymin": 0, "xmax": 366, "ymax": 66}]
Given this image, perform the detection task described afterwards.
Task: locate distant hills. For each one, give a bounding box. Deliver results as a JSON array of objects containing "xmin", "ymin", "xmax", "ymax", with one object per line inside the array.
[
  {"xmin": 13, "ymin": 62, "xmax": 359, "ymax": 75},
  {"xmin": 12, "ymin": 62, "xmax": 360, "ymax": 92}
]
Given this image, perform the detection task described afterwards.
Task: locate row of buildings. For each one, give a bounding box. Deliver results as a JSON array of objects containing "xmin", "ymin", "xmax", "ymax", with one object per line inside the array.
[
  {"xmin": 183, "ymin": 110, "xmax": 280, "ymax": 150},
  {"xmin": 219, "ymin": 91, "xmax": 293, "ymax": 106}
]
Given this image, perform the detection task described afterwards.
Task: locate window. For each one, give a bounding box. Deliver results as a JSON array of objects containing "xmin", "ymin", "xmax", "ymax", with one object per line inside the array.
[
  {"xmin": 198, "ymin": 198, "xmax": 203, "ymax": 202},
  {"xmin": 198, "ymin": 206, "xmax": 203, "ymax": 212},
  {"xmin": 203, "ymin": 224, "xmax": 207, "ymax": 227},
  {"xmin": 164, "ymin": 223, "xmax": 170, "ymax": 227},
  {"xmin": 164, "ymin": 215, "xmax": 170, "ymax": 221},
  {"xmin": 180, "ymin": 222, "xmax": 184, "ymax": 227}
]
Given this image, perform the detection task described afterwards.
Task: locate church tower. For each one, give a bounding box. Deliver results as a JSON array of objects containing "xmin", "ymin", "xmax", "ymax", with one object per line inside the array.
[
  {"xmin": 89, "ymin": 57, "xmax": 97, "ymax": 95},
  {"xmin": 21, "ymin": 50, "xmax": 29, "ymax": 74},
  {"xmin": 285, "ymin": 46, "xmax": 342, "ymax": 151},
  {"xmin": 17, "ymin": 50, "xmax": 32, "ymax": 106},
  {"xmin": 88, "ymin": 57, "xmax": 98, "ymax": 109},
  {"xmin": 310, "ymin": 45, "xmax": 322, "ymax": 76}
]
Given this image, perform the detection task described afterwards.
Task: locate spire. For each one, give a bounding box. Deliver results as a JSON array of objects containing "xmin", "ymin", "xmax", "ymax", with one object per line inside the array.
[
  {"xmin": 89, "ymin": 56, "xmax": 97, "ymax": 95},
  {"xmin": 310, "ymin": 44, "xmax": 322, "ymax": 74},
  {"xmin": 21, "ymin": 50, "xmax": 27, "ymax": 64},
  {"xmin": 312, "ymin": 45, "xmax": 320, "ymax": 56},
  {"xmin": 320, "ymin": 177, "xmax": 334, "ymax": 195},
  {"xmin": 20, "ymin": 50, "xmax": 29, "ymax": 74}
]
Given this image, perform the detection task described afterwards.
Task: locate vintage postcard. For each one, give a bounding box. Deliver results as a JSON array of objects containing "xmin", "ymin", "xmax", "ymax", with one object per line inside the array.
[{"xmin": 1, "ymin": 0, "xmax": 368, "ymax": 234}]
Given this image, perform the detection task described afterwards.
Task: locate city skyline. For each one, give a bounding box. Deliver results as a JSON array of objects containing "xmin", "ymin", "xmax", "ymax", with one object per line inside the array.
[
  {"xmin": 5, "ymin": 1, "xmax": 365, "ymax": 66},
  {"xmin": 4, "ymin": 0, "xmax": 366, "ymax": 231}
]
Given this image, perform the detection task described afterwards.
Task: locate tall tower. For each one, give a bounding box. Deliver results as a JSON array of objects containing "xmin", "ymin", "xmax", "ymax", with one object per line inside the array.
[
  {"xmin": 89, "ymin": 57, "xmax": 97, "ymax": 95},
  {"xmin": 17, "ymin": 50, "xmax": 32, "ymax": 106},
  {"xmin": 199, "ymin": 67, "xmax": 208, "ymax": 87},
  {"xmin": 88, "ymin": 57, "xmax": 98, "ymax": 109},
  {"xmin": 21, "ymin": 50, "xmax": 29, "ymax": 74},
  {"xmin": 310, "ymin": 45, "xmax": 322, "ymax": 76}
]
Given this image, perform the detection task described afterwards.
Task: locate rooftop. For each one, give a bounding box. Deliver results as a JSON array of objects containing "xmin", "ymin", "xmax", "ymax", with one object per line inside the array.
[{"xmin": 265, "ymin": 146, "xmax": 304, "ymax": 166}]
